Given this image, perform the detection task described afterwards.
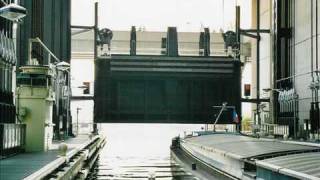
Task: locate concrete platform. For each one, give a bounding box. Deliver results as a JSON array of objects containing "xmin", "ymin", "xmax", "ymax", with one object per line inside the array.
[
  {"xmin": 0, "ymin": 135, "xmax": 104, "ymax": 180},
  {"xmin": 0, "ymin": 150, "xmax": 61, "ymax": 180}
]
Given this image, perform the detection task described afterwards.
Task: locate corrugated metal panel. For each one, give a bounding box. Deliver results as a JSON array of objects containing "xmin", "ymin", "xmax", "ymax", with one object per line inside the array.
[
  {"xmin": 257, "ymin": 152, "xmax": 320, "ymax": 179},
  {"xmin": 184, "ymin": 134, "xmax": 319, "ymax": 159}
]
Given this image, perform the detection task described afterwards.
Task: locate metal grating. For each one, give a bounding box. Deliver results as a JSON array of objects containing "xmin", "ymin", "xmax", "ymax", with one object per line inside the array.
[{"xmin": 257, "ymin": 152, "xmax": 320, "ymax": 179}]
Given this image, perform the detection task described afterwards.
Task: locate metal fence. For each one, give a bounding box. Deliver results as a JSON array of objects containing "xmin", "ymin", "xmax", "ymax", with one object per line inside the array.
[
  {"xmin": 72, "ymin": 123, "xmax": 101, "ymax": 136},
  {"xmin": 260, "ymin": 123, "xmax": 289, "ymax": 137},
  {"xmin": 0, "ymin": 123, "xmax": 26, "ymax": 157}
]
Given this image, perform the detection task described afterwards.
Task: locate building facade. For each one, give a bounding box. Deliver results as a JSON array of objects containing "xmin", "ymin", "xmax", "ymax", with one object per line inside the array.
[{"xmin": 252, "ymin": 0, "xmax": 320, "ymax": 138}]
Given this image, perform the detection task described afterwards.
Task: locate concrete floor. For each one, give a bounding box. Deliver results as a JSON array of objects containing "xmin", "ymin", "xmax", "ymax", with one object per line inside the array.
[{"xmin": 0, "ymin": 135, "xmax": 91, "ymax": 180}]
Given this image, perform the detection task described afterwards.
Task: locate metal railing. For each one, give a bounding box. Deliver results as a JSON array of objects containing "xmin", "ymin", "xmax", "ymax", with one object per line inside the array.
[
  {"xmin": 72, "ymin": 123, "xmax": 101, "ymax": 136},
  {"xmin": 260, "ymin": 123, "xmax": 289, "ymax": 137},
  {"xmin": 28, "ymin": 37, "xmax": 61, "ymax": 65},
  {"xmin": 0, "ymin": 123, "xmax": 26, "ymax": 157},
  {"xmin": 205, "ymin": 124, "xmax": 237, "ymax": 133}
]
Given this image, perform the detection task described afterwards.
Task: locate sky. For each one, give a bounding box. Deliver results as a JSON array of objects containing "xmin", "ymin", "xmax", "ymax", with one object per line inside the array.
[{"xmin": 71, "ymin": 0, "xmax": 251, "ymax": 32}]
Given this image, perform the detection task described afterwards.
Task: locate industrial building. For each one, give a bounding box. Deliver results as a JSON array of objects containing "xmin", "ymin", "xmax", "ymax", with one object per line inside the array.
[
  {"xmin": 0, "ymin": 0, "xmax": 320, "ymax": 179},
  {"xmin": 250, "ymin": 0, "xmax": 320, "ymax": 139}
]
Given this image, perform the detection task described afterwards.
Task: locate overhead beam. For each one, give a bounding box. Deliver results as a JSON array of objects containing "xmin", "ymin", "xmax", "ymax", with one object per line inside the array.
[
  {"xmin": 240, "ymin": 29, "xmax": 270, "ymax": 33},
  {"xmin": 71, "ymin": 25, "xmax": 94, "ymax": 30},
  {"xmin": 240, "ymin": 31, "xmax": 260, "ymax": 39},
  {"xmin": 71, "ymin": 96, "xmax": 94, "ymax": 100},
  {"xmin": 241, "ymin": 98, "xmax": 270, "ymax": 103}
]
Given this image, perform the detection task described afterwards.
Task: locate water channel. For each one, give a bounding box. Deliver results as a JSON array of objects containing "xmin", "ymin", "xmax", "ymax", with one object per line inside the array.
[{"xmin": 86, "ymin": 123, "xmax": 203, "ymax": 180}]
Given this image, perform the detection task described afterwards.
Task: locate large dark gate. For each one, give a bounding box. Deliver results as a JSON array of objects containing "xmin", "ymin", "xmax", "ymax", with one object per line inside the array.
[{"xmin": 94, "ymin": 55, "xmax": 241, "ymax": 124}]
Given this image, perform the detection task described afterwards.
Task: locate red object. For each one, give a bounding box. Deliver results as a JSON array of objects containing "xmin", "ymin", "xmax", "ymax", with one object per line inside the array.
[{"xmin": 244, "ymin": 84, "xmax": 251, "ymax": 97}]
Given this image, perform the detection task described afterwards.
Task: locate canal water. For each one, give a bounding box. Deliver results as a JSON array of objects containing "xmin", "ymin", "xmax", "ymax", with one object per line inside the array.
[{"xmin": 86, "ymin": 123, "xmax": 203, "ymax": 180}]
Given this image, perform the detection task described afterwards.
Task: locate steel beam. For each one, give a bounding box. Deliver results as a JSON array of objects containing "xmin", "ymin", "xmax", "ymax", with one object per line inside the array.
[
  {"xmin": 241, "ymin": 98, "xmax": 270, "ymax": 103},
  {"xmin": 71, "ymin": 25, "xmax": 94, "ymax": 30}
]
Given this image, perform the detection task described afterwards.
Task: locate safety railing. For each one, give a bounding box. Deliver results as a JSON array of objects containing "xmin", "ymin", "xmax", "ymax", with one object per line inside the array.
[
  {"xmin": 109, "ymin": 47, "xmax": 233, "ymax": 57},
  {"xmin": 0, "ymin": 123, "xmax": 26, "ymax": 157},
  {"xmin": 28, "ymin": 37, "xmax": 61, "ymax": 65},
  {"xmin": 205, "ymin": 124, "xmax": 237, "ymax": 133},
  {"xmin": 274, "ymin": 125, "xmax": 290, "ymax": 136},
  {"xmin": 72, "ymin": 122, "xmax": 101, "ymax": 136},
  {"xmin": 260, "ymin": 123, "xmax": 289, "ymax": 137}
]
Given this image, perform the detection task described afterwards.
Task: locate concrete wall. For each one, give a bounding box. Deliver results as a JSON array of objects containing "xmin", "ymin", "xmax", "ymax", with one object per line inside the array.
[
  {"xmin": 293, "ymin": 0, "xmax": 320, "ymax": 127},
  {"xmin": 254, "ymin": 0, "xmax": 320, "ymax": 133}
]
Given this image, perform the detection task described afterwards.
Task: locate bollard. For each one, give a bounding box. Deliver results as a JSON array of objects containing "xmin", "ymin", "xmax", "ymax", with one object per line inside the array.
[
  {"xmin": 148, "ymin": 170, "xmax": 156, "ymax": 180},
  {"xmin": 58, "ymin": 143, "xmax": 68, "ymax": 156},
  {"xmin": 191, "ymin": 163, "xmax": 197, "ymax": 170}
]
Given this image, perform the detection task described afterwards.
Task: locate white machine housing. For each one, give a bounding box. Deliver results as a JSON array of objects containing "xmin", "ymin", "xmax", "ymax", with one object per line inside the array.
[{"xmin": 16, "ymin": 65, "xmax": 55, "ymax": 152}]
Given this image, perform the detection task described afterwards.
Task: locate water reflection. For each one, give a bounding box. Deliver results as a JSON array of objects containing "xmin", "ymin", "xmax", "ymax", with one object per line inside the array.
[{"xmin": 86, "ymin": 123, "xmax": 203, "ymax": 180}]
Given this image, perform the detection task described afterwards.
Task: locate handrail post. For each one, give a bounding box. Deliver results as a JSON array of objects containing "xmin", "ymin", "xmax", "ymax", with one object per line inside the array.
[
  {"xmin": 28, "ymin": 39, "xmax": 32, "ymax": 65},
  {"xmin": 48, "ymin": 54, "xmax": 51, "ymax": 65}
]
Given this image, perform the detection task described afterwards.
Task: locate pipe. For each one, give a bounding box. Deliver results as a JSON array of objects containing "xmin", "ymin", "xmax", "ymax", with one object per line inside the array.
[
  {"xmin": 316, "ymin": 0, "xmax": 319, "ymax": 78},
  {"xmin": 256, "ymin": 0, "xmax": 261, "ymax": 126},
  {"xmin": 93, "ymin": 2, "xmax": 98, "ymax": 134},
  {"xmin": 311, "ymin": 0, "xmax": 315, "ymax": 101},
  {"xmin": 316, "ymin": 0, "xmax": 319, "ymax": 141},
  {"xmin": 236, "ymin": 5, "xmax": 240, "ymax": 59},
  {"xmin": 310, "ymin": 0, "xmax": 314, "ymax": 135},
  {"xmin": 310, "ymin": 0, "xmax": 320, "ymax": 137},
  {"xmin": 292, "ymin": 0, "xmax": 298, "ymax": 139}
]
